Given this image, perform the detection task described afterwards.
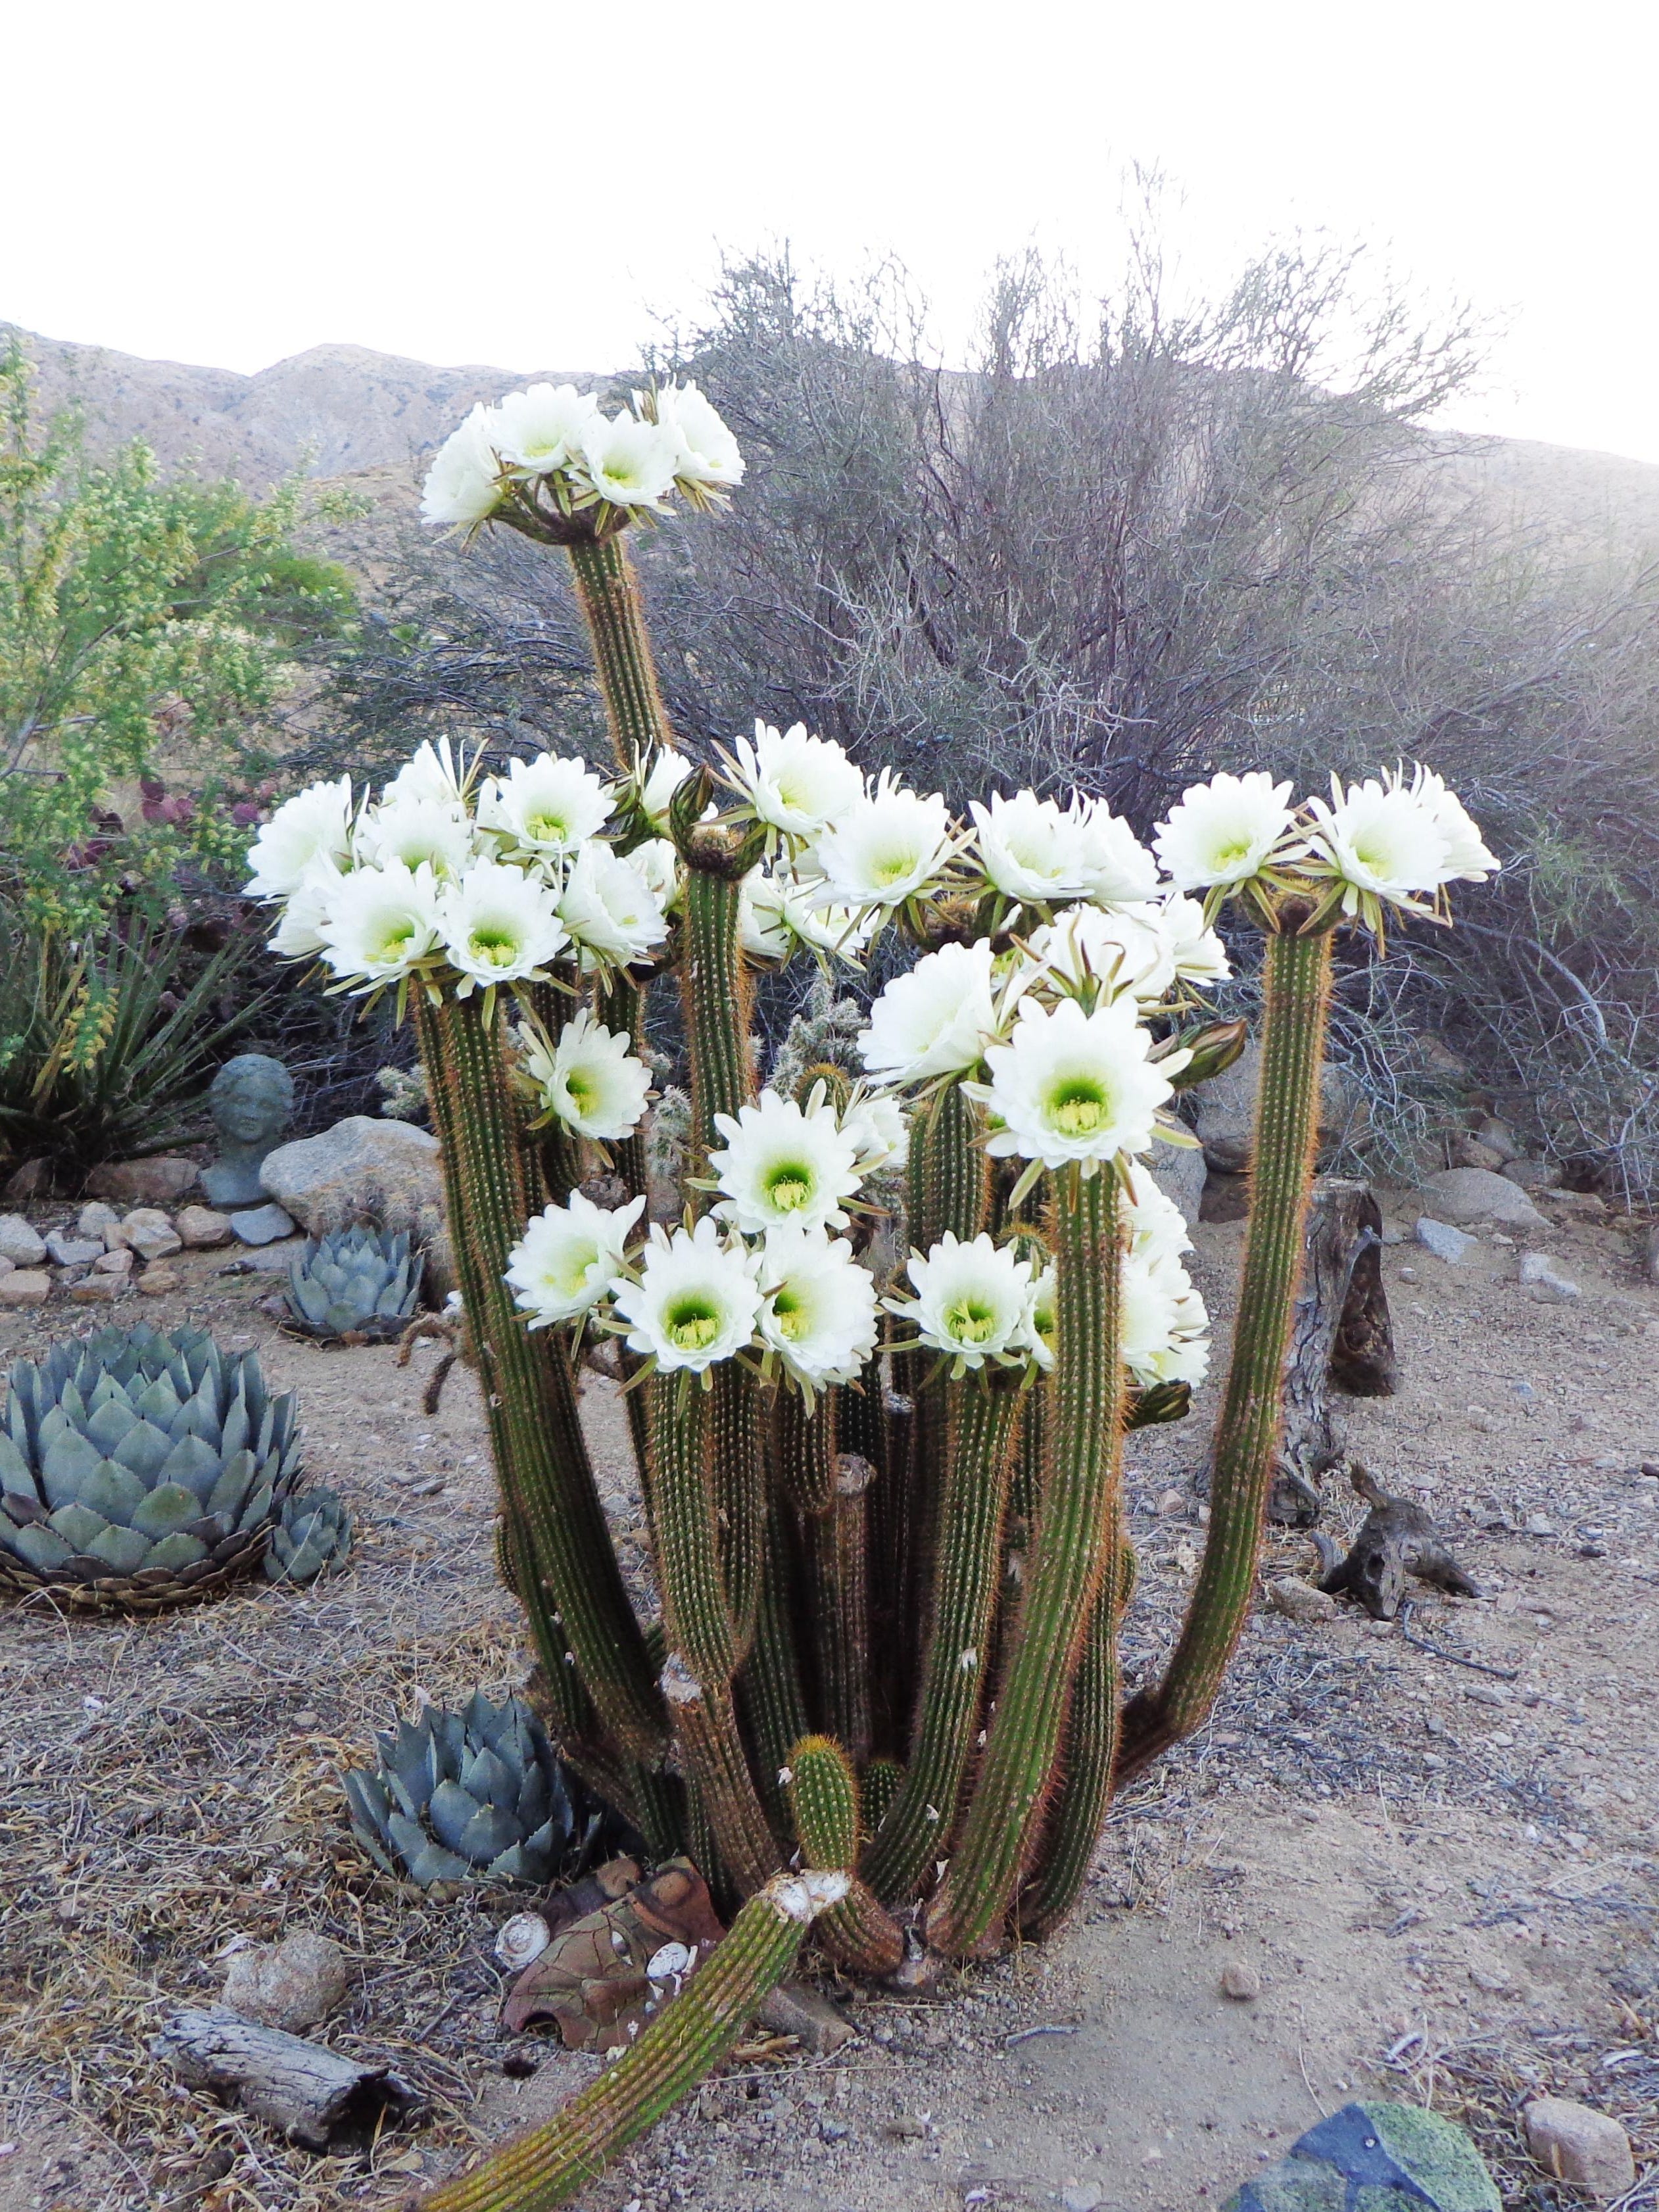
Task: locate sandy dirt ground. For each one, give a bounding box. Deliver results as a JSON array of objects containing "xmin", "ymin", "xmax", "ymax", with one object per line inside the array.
[{"xmin": 2, "ymin": 1184, "xmax": 1657, "ymax": 2211}]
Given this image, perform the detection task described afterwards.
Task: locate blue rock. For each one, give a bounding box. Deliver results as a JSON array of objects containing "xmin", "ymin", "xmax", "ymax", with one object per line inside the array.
[
  {"xmin": 229, "ymin": 1202, "xmax": 297, "ymax": 1247},
  {"xmin": 1222, "ymin": 2100, "xmax": 1499, "ymax": 2211}
]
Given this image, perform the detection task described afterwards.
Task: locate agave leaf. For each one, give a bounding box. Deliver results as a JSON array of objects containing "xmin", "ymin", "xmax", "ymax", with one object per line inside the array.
[
  {"xmin": 0, "ymin": 1431, "xmax": 36, "ymax": 1497},
  {"xmin": 58, "ymin": 1379, "xmax": 89, "ymax": 1426},
  {"xmin": 130, "ymin": 1481, "xmax": 205, "ymax": 1539},
  {"xmin": 48, "ymin": 1501, "xmax": 112, "ymax": 1551},
  {"xmin": 206, "ymin": 1449, "xmax": 257, "ymax": 1520},
  {"xmin": 7, "ymin": 1520, "xmax": 74, "ymax": 1570},
  {"xmin": 516, "ymin": 1760, "xmax": 555, "ymax": 1837},
  {"xmin": 454, "ymin": 1800, "xmax": 522, "ymax": 1867},
  {"xmin": 426, "ymin": 1778, "xmax": 486, "ymax": 1856},
  {"xmin": 403, "ymin": 1835, "xmax": 474, "ymax": 1888},
  {"xmin": 234, "ymin": 1479, "xmax": 274, "ymax": 1532},
  {"xmin": 157, "ymin": 1433, "xmax": 224, "ymax": 1503},
  {"xmin": 112, "ymin": 1420, "xmax": 173, "ymax": 1483},
  {"xmin": 84, "ymin": 1523, "xmax": 153, "ymax": 1574},
  {"xmin": 39, "ymin": 1429, "xmax": 108, "ymax": 1507},
  {"xmin": 458, "ymin": 1744, "xmax": 517, "ymax": 1814},
  {"xmin": 36, "ymin": 1403, "xmax": 70, "ymax": 1456},
  {"xmin": 84, "ymin": 1397, "xmax": 139, "ymax": 1455},
  {"xmin": 341, "ymin": 1770, "xmax": 398, "ymax": 1871},
  {"xmin": 133, "ymin": 1374, "xmax": 183, "ymax": 1426},
  {"xmin": 74, "ymin": 1460, "xmax": 149, "ymax": 1527},
  {"xmin": 385, "ymin": 1720, "xmax": 441, "ymax": 1815},
  {"xmin": 142, "ymin": 1529, "xmax": 210, "ymax": 1570}
]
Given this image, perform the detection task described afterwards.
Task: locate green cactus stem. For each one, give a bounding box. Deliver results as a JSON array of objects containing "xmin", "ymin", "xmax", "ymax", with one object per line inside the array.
[
  {"xmin": 861, "ymin": 1756, "xmax": 904, "ymax": 1834},
  {"xmin": 521, "ymin": 982, "xmax": 583, "ymax": 1207},
  {"xmin": 786, "ymin": 1735, "xmax": 905, "ymax": 1976},
  {"xmin": 802, "ymin": 1451, "xmax": 875, "ymax": 1769},
  {"xmin": 864, "ymin": 1366, "xmax": 1022, "ymax": 1906},
  {"xmin": 661, "ymin": 1658, "xmax": 780, "ymax": 1899},
  {"xmin": 926, "ymin": 1162, "xmax": 1124, "ymax": 1956},
  {"xmin": 414, "ymin": 990, "xmax": 666, "ymax": 1769},
  {"xmin": 737, "ymin": 1504, "xmax": 811, "ymax": 1831},
  {"xmin": 1115, "ymin": 924, "xmax": 1333, "ymax": 1783},
  {"xmin": 564, "ymin": 532, "xmax": 675, "ymax": 773},
  {"xmin": 419, "ymin": 1871, "xmax": 847, "ymax": 2212}
]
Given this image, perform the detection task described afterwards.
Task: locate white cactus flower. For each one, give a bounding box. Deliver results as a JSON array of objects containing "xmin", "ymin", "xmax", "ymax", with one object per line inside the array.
[
  {"xmin": 738, "ymin": 864, "xmax": 796, "ymax": 961},
  {"xmin": 652, "ymin": 379, "xmax": 745, "ymax": 492},
  {"xmin": 1157, "ymin": 892, "xmax": 1232, "ymax": 984},
  {"xmin": 1122, "ymin": 1161, "xmax": 1195, "ymax": 1265},
  {"xmin": 840, "ymin": 1089, "xmax": 909, "ymax": 1174},
  {"xmin": 727, "ymin": 721, "xmax": 866, "ymax": 843},
  {"xmin": 507, "ymin": 1191, "xmax": 644, "ymax": 1327},
  {"xmin": 709, "ymin": 1089, "xmax": 864, "ymax": 1236},
  {"xmin": 756, "ymin": 1226, "xmax": 880, "ymax": 1391},
  {"xmin": 1305, "ymin": 771, "xmax": 1455, "ymax": 911},
  {"xmin": 1023, "ymin": 1263, "xmax": 1057, "ymax": 1372},
  {"xmin": 521, "ymin": 1009, "xmax": 652, "ymax": 1142},
  {"xmin": 807, "ymin": 771, "xmax": 955, "ymax": 911},
  {"xmin": 245, "ymin": 776, "xmax": 354, "ymax": 900},
  {"xmin": 437, "ymin": 860, "xmax": 568, "ymax": 989},
  {"xmin": 612, "ymin": 1216, "xmax": 762, "ymax": 1374},
  {"xmin": 1153, "ymin": 771, "xmax": 1297, "ymax": 891},
  {"xmin": 974, "ymin": 994, "xmax": 1179, "ymax": 1170},
  {"xmin": 1407, "ymin": 764, "xmax": 1498, "ymax": 881},
  {"xmin": 477, "ymin": 752, "xmax": 613, "ymax": 861},
  {"xmin": 556, "ymin": 842, "xmax": 669, "ymax": 971},
  {"xmin": 576, "ymin": 412, "xmax": 681, "ymax": 514},
  {"xmin": 629, "ymin": 836, "xmax": 681, "ymax": 912},
  {"xmin": 420, "ymin": 404, "xmax": 506, "ymax": 528},
  {"xmin": 319, "ymin": 860, "xmax": 445, "ymax": 984},
  {"xmin": 353, "ymin": 795, "xmax": 475, "ymax": 878},
  {"xmin": 1067, "ymin": 795, "xmax": 1163, "ymax": 905},
  {"xmin": 637, "ymin": 747, "xmax": 695, "ymax": 827},
  {"xmin": 1122, "ymin": 1245, "xmax": 1211, "ymax": 1387},
  {"xmin": 858, "ymin": 939, "xmax": 999, "ymax": 1085},
  {"xmin": 382, "ymin": 736, "xmax": 470, "ymax": 815},
  {"xmin": 969, "ymin": 790, "xmax": 1089, "ymax": 905},
  {"xmin": 892, "ymin": 1231, "xmax": 1034, "ymax": 1374},
  {"xmin": 491, "ymin": 383, "xmax": 601, "ymax": 478},
  {"xmin": 266, "ymin": 856, "xmax": 343, "ymax": 958},
  {"xmin": 1024, "ymin": 903, "xmax": 1177, "ymax": 1005}
]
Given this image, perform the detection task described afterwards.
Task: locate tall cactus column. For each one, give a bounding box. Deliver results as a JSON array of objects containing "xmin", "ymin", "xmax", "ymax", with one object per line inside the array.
[
  {"xmin": 565, "ymin": 532, "xmax": 675, "ymax": 771},
  {"xmin": 1115, "ymin": 922, "xmax": 1334, "ymax": 1781},
  {"xmin": 926, "ymin": 1162, "xmax": 1125, "ymax": 1956},
  {"xmin": 414, "ymin": 990, "xmax": 668, "ymax": 1776}
]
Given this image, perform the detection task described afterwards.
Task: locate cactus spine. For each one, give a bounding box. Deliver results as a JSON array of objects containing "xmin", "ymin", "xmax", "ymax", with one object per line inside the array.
[
  {"xmin": 419, "ymin": 1873, "xmax": 845, "ymax": 2212},
  {"xmin": 926, "ymin": 1164, "xmax": 1125, "ymax": 1955},
  {"xmin": 564, "ymin": 532, "xmax": 674, "ymax": 769},
  {"xmin": 786, "ymin": 1736, "xmax": 905, "ymax": 1975},
  {"xmin": 1115, "ymin": 923, "xmax": 1333, "ymax": 1781}
]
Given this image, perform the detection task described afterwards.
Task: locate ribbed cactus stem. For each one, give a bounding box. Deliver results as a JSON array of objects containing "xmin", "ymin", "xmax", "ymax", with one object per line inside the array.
[
  {"xmin": 802, "ymin": 1451, "xmax": 875, "ymax": 1769},
  {"xmin": 926, "ymin": 1163, "xmax": 1124, "ymax": 1956},
  {"xmin": 861, "ymin": 1757, "xmax": 904, "ymax": 1834},
  {"xmin": 786, "ymin": 1737, "xmax": 905, "ymax": 1976},
  {"xmin": 419, "ymin": 1872, "xmax": 845, "ymax": 2212},
  {"xmin": 864, "ymin": 1368, "xmax": 1022, "ymax": 1906},
  {"xmin": 1115, "ymin": 926, "xmax": 1332, "ymax": 1781},
  {"xmin": 564, "ymin": 532, "xmax": 674, "ymax": 774},
  {"xmin": 737, "ymin": 1504, "xmax": 811, "ymax": 1830},
  {"xmin": 413, "ymin": 991, "xmax": 665, "ymax": 1766},
  {"xmin": 661, "ymin": 1660, "xmax": 780, "ymax": 1899},
  {"xmin": 907, "ymin": 1077, "xmax": 990, "ymax": 1259}
]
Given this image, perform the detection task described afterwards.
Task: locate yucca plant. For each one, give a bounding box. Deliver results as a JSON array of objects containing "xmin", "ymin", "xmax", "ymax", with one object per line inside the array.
[
  {"xmin": 264, "ymin": 1483, "xmax": 352, "ymax": 1583},
  {"xmin": 248, "ymin": 384, "xmax": 1496, "ymax": 2212},
  {"xmin": 283, "ymin": 1225, "xmax": 425, "ymax": 1343},
  {"xmin": 342, "ymin": 1692, "xmax": 638, "ymax": 1891},
  {"xmin": 0, "ymin": 1323, "xmax": 301, "ymax": 1612}
]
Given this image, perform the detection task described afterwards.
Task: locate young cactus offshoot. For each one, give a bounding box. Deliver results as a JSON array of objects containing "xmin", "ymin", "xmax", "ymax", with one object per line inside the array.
[{"xmin": 239, "ymin": 382, "xmax": 1498, "ymax": 2211}]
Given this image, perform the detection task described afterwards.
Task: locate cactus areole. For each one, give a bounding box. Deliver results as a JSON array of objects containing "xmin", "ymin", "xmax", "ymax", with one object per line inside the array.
[{"xmin": 241, "ymin": 383, "xmax": 1497, "ymax": 2209}]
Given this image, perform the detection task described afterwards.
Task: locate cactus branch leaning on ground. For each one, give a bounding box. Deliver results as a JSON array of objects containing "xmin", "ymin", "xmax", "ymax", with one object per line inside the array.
[{"xmin": 245, "ymin": 379, "xmax": 1499, "ymax": 2211}]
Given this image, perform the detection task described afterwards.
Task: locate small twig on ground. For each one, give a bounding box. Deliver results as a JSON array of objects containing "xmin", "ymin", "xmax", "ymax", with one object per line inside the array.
[
  {"xmin": 1002, "ymin": 2024, "xmax": 1078, "ymax": 2048},
  {"xmin": 1397, "ymin": 1603, "xmax": 1520, "ymax": 1681}
]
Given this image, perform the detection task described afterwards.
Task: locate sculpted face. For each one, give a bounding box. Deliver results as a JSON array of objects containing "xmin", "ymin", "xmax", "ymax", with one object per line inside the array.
[{"xmin": 210, "ymin": 1055, "xmax": 295, "ymax": 1149}]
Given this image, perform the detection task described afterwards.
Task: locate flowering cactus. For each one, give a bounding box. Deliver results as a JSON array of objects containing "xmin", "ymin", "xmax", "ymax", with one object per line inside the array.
[{"xmin": 247, "ymin": 379, "xmax": 1495, "ymax": 2211}]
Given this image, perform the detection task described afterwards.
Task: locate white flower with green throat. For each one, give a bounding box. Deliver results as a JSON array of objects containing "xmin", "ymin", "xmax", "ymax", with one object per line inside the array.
[
  {"xmin": 519, "ymin": 1009, "xmax": 651, "ymax": 1143},
  {"xmin": 506, "ymin": 1191, "xmax": 644, "ymax": 1327},
  {"xmin": 890, "ymin": 1231, "xmax": 1035, "ymax": 1378},
  {"xmin": 708, "ymin": 1088, "xmax": 864, "ymax": 1236},
  {"xmin": 611, "ymin": 1217, "xmax": 762, "ymax": 1376}
]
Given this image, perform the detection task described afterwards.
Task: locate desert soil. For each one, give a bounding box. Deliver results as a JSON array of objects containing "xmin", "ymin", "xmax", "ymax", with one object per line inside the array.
[{"xmin": 2, "ymin": 1186, "xmax": 1657, "ymax": 2212}]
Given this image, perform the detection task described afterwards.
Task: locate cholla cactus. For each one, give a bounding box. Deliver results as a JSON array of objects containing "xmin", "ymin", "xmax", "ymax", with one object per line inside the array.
[
  {"xmin": 283, "ymin": 1225, "xmax": 425, "ymax": 1343},
  {"xmin": 0, "ymin": 1324, "xmax": 300, "ymax": 1612},
  {"xmin": 342, "ymin": 1692, "xmax": 635, "ymax": 1890},
  {"xmin": 245, "ymin": 382, "xmax": 1496, "ymax": 2211},
  {"xmin": 264, "ymin": 1484, "xmax": 352, "ymax": 1583}
]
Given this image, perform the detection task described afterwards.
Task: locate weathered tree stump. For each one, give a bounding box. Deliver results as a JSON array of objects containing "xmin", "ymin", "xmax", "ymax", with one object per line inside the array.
[
  {"xmin": 154, "ymin": 2006, "xmax": 421, "ymax": 2151},
  {"xmin": 1272, "ymin": 1176, "xmax": 1395, "ymax": 1523}
]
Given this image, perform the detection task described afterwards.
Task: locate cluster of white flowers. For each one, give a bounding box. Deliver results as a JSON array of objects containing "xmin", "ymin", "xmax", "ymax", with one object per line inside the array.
[{"xmin": 420, "ymin": 379, "xmax": 744, "ymax": 534}]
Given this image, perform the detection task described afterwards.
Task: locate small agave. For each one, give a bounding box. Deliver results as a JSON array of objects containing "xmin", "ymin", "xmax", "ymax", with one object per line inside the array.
[
  {"xmin": 0, "ymin": 1323, "xmax": 300, "ymax": 1610},
  {"xmin": 343, "ymin": 1692, "xmax": 637, "ymax": 1890},
  {"xmin": 284, "ymin": 1226, "xmax": 425, "ymax": 1343},
  {"xmin": 264, "ymin": 1485, "xmax": 352, "ymax": 1585}
]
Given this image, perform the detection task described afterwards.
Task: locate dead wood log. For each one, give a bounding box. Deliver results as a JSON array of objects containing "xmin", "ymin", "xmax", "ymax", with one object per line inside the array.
[
  {"xmin": 1311, "ymin": 1466, "xmax": 1481, "ymax": 1617},
  {"xmin": 1271, "ymin": 1176, "xmax": 1396, "ymax": 1524},
  {"xmin": 154, "ymin": 2006, "xmax": 421, "ymax": 2151}
]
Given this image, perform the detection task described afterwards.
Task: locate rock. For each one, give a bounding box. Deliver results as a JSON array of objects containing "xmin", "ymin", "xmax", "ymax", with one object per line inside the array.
[
  {"xmin": 1416, "ymin": 1217, "xmax": 1478, "ymax": 1263},
  {"xmin": 1148, "ymin": 1134, "xmax": 1205, "ymax": 1228},
  {"xmin": 0, "ymin": 1215, "xmax": 47, "ymax": 1266},
  {"xmin": 756, "ymin": 1981, "xmax": 855, "ymax": 2056},
  {"xmin": 111, "ymin": 1209, "xmax": 183, "ymax": 1261},
  {"xmin": 84, "ymin": 1156, "xmax": 201, "ymax": 1205},
  {"xmin": 1502, "ymin": 1157, "xmax": 1561, "ymax": 1191},
  {"xmin": 94, "ymin": 1247, "xmax": 134, "ymax": 1274},
  {"xmin": 1449, "ymin": 1134, "xmax": 1506, "ymax": 1173},
  {"xmin": 0, "ymin": 1253, "xmax": 12, "ymax": 1275},
  {"xmin": 1417, "ymin": 1168, "xmax": 1546, "ymax": 1228},
  {"xmin": 1541, "ymin": 1187, "xmax": 1606, "ymax": 1220},
  {"xmin": 1644, "ymin": 1223, "xmax": 1659, "ymax": 1286},
  {"xmin": 0, "ymin": 1270, "xmax": 50, "ymax": 1306},
  {"xmin": 69, "ymin": 1275, "xmax": 127, "ymax": 1303},
  {"xmin": 1519, "ymin": 1251, "xmax": 1579, "ymax": 1302},
  {"xmin": 221, "ymin": 1930, "xmax": 350, "ymax": 2034},
  {"xmin": 230, "ymin": 1203, "xmax": 297, "ymax": 1246},
  {"xmin": 1191, "ymin": 1036, "xmax": 1359, "ymax": 1175},
  {"xmin": 136, "ymin": 1266, "xmax": 181, "ymax": 1296},
  {"xmin": 78, "ymin": 1201, "xmax": 122, "ymax": 1243},
  {"xmin": 1524, "ymin": 1513, "xmax": 1557, "ymax": 1537},
  {"xmin": 1224, "ymin": 2101, "xmax": 1499, "ymax": 2212},
  {"xmin": 1472, "ymin": 1116, "xmax": 1520, "ymax": 1163},
  {"xmin": 1524, "ymin": 2098, "xmax": 1635, "ymax": 2202},
  {"xmin": 1200, "ymin": 1171, "xmax": 1251, "ymax": 1224},
  {"xmin": 175, "ymin": 1205, "xmax": 233, "ymax": 1249},
  {"xmin": 218, "ymin": 1237, "xmax": 307, "ymax": 1274},
  {"xmin": 44, "ymin": 1232, "xmax": 103, "ymax": 1268},
  {"xmin": 1063, "ymin": 2188, "xmax": 1105, "ymax": 2212},
  {"xmin": 260, "ymin": 1116, "xmax": 443, "ymax": 1245},
  {"xmin": 1220, "ymin": 1960, "xmax": 1262, "ymax": 2001},
  {"xmin": 3, "ymin": 1159, "xmax": 52, "ymax": 1201},
  {"xmin": 1266, "ymin": 1577, "xmax": 1337, "ymax": 1625}
]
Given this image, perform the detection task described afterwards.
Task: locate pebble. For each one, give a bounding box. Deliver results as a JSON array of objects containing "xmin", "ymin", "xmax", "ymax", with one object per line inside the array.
[
  {"xmin": 1520, "ymin": 1251, "xmax": 1580, "ymax": 1302},
  {"xmin": 1157, "ymin": 1487, "xmax": 1186, "ymax": 1516},
  {"xmin": 1524, "ymin": 1513, "xmax": 1557, "ymax": 1537},
  {"xmin": 1220, "ymin": 1961, "xmax": 1262, "ymax": 2001},
  {"xmin": 222, "ymin": 1929, "xmax": 349, "ymax": 2034},
  {"xmin": 1462, "ymin": 1683, "xmax": 1509, "ymax": 1708},
  {"xmin": 0, "ymin": 1215, "xmax": 47, "ymax": 1266},
  {"xmin": 176, "ymin": 1204, "xmax": 233, "ymax": 1249},
  {"xmin": 1524, "ymin": 2097, "xmax": 1636, "ymax": 2201},
  {"xmin": 1416, "ymin": 1218, "xmax": 1478, "ymax": 1263},
  {"xmin": 44, "ymin": 1232, "xmax": 103, "ymax": 1268},
  {"xmin": 229, "ymin": 1202, "xmax": 296, "ymax": 1245},
  {"xmin": 1266, "ymin": 1577, "xmax": 1337, "ymax": 1625},
  {"xmin": 93, "ymin": 1247, "xmax": 134, "ymax": 1274},
  {"xmin": 114, "ymin": 1208, "xmax": 183, "ymax": 1262},
  {"xmin": 1062, "ymin": 2190, "xmax": 1104, "ymax": 2212},
  {"xmin": 0, "ymin": 1270, "xmax": 49, "ymax": 1306},
  {"xmin": 136, "ymin": 1266, "xmax": 181, "ymax": 1297}
]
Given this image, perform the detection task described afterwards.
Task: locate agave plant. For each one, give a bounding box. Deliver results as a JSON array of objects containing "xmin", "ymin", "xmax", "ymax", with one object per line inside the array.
[
  {"xmin": 283, "ymin": 1226, "xmax": 425, "ymax": 1343},
  {"xmin": 0, "ymin": 1324, "xmax": 301, "ymax": 1612},
  {"xmin": 264, "ymin": 1484, "xmax": 352, "ymax": 1585},
  {"xmin": 343, "ymin": 1693, "xmax": 637, "ymax": 1890}
]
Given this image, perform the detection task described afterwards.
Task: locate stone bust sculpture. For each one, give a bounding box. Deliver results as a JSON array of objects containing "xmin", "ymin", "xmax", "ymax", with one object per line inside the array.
[{"xmin": 201, "ymin": 1054, "xmax": 295, "ymax": 1207}]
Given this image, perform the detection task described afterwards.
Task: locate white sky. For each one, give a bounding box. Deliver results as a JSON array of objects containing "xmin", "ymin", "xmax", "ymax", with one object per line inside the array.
[{"xmin": 7, "ymin": 0, "xmax": 1657, "ymax": 460}]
